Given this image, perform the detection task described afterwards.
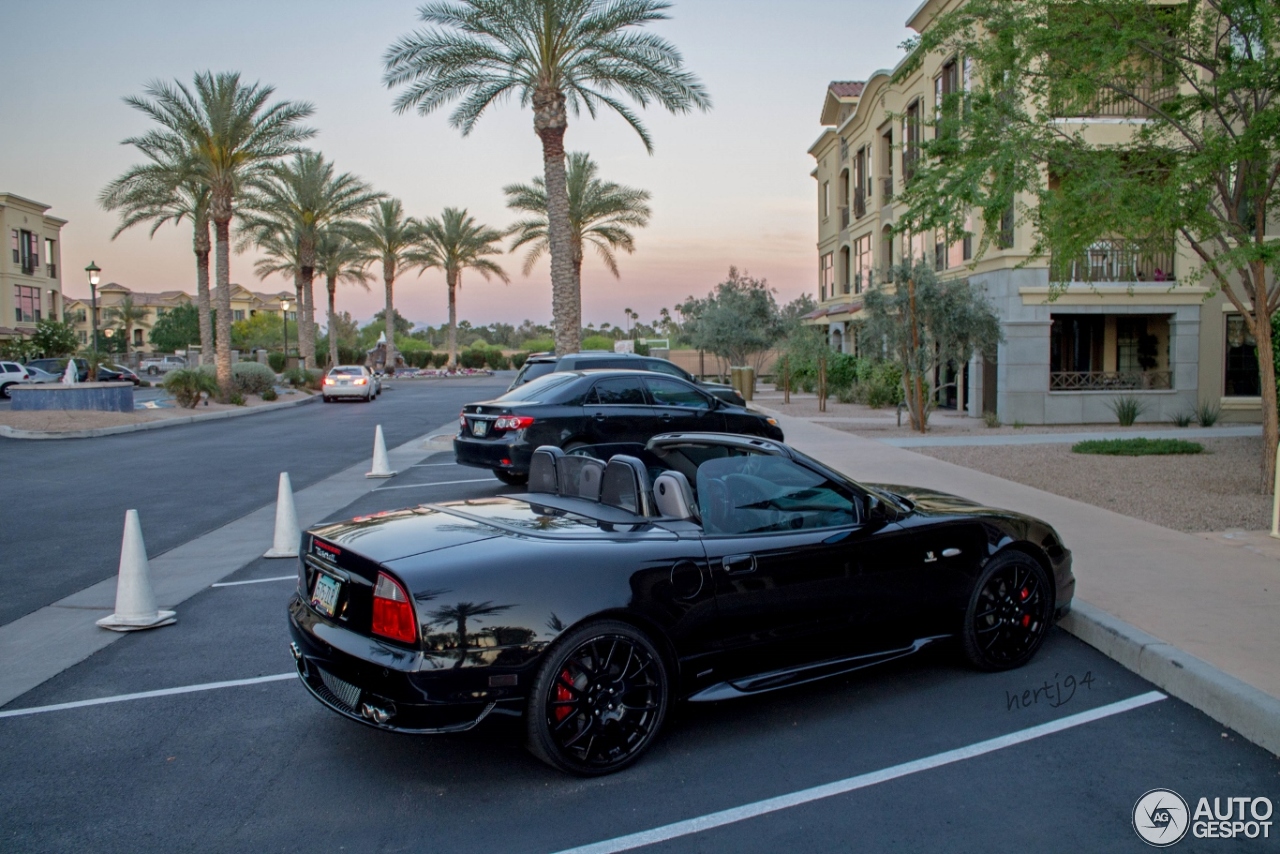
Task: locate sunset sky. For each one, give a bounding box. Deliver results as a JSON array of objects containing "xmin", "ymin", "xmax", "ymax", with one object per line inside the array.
[{"xmin": 1, "ymin": 0, "xmax": 913, "ymax": 331}]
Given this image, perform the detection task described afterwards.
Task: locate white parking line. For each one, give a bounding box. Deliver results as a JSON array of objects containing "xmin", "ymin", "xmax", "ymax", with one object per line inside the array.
[
  {"xmin": 375, "ymin": 477, "xmax": 496, "ymax": 491},
  {"xmin": 0, "ymin": 673, "xmax": 296, "ymax": 720},
  {"xmin": 409, "ymin": 462, "xmax": 464, "ymax": 468},
  {"xmin": 551, "ymin": 691, "xmax": 1167, "ymax": 854},
  {"xmin": 210, "ymin": 575, "xmax": 296, "ymax": 588}
]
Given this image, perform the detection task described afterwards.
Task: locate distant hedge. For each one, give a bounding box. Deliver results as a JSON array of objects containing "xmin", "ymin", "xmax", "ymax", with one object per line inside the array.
[{"xmin": 1072, "ymin": 438, "xmax": 1203, "ymax": 456}]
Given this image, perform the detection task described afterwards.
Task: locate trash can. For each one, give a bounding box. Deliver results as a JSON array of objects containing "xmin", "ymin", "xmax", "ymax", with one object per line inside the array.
[{"xmin": 730, "ymin": 366, "xmax": 755, "ymax": 402}]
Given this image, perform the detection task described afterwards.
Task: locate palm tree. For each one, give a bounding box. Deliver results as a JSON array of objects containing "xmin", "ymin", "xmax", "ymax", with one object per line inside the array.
[
  {"xmin": 505, "ymin": 151, "xmax": 651, "ymax": 292},
  {"xmin": 240, "ymin": 151, "xmax": 380, "ymax": 367},
  {"xmin": 101, "ymin": 154, "xmax": 216, "ymax": 367},
  {"xmin": 314, "ymin": 229, "xmax": 370, "ymax": 368},
  {"xmin": 248, "ymin": 226, "xmax": 305, "ymax": 357},
  {"xmin": 383, "ymin": 0, "xmax": 709, "ymax": 356},
  {"xmin": 411, "ymin": 208, "xmax": 509, "ymax": 368},
  {"xmin": 104, "ymin": 296, "xmax": 150, "ymax": 360},
  {"xmin": 429, "ymin": 601, "xmax": 513, "ymax": 668},
  {"xmin": 121, "ymin": 72, "xmax": 315, "ymax": 397},
  {"xmin": 349, "ymin": 199, "xmax": 423, "ymax": 369}
]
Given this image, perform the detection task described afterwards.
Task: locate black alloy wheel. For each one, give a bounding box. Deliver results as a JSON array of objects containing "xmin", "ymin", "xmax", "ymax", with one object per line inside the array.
[
  {"xmin": 961, "ymin": 551, "xmax": 1053, "ymax": 671},
  {"xmin": 0, "ymin": 383, "xmax": 12, "ymax": 399},
  {"xmin": 527, "ymin": 620, "xmax": 668, "ymax": 776},
  {"xmin": 492, "ymin": 469, "xmax": 528, "ymax": 486}
]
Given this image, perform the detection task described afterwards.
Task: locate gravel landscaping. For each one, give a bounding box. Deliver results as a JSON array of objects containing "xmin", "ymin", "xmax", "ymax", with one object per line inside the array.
[
  {"xmin": 914, "ymin": 436, "xmax": 1271, "ymax": 532},
  {"xmin": 0, "ymin": 391, "xmax": 305, "ymax": 434}
]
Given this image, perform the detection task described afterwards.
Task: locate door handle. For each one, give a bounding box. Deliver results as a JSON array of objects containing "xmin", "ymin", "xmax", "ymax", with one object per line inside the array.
[
  {"xmin": 721, "ymin": 554, "xmax": 756, "ymax": 574},
  {"xmin": 660, "ymin": 413, "xmax": 674, "ymax": 422},
  {"xmin": 593, "ymin": 412, "xmax": 606, "ymax": 421}
]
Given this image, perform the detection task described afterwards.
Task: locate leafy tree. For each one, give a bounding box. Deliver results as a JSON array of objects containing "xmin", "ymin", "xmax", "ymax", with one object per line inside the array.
[
  {"xmin": 350, "ymin": 199, "xmax": 423, "ymax": 368},
  {"xmin": 315, "ymin": 230, "xmax": 371, "ymax": 368},
  {"xmin": 119, "ymin": 72, "xmax": 315, "ymax": 398},
  {"xmin": 367, "ymin": 308, "xmax": 413, "ymax": 340},
  {"xmin": 678, "ymin": 268, "xmax": 785, "ymax": 374},
  {"xmin": 240, "ymin": 150, "xmax": 380, "ymax": 366},
  {"xmin": 505, "ymin": 151, "xmax": 651, "ymax": 290},
  {"xmin": 231, "ymin": 311, "xmax": 296, "ymax": 351},
  {"xmin": 410, "ymin": 208, "xmax": 509, "ymax": 367},
  {"xmin": 384, "ymin": 0, "xmax": 710, "ymax": 356},
  {"xmin": 103, "ymin": 296, "xmax": 150, "ymax": 359},
  {"xmin": 30, "ymin": 319, "xmax": 79, "ymax": 358},
  {"xmin": 863, "ymin": 260, "xmax": 1002, "ymax": 433},
  {"xmin": 149, "ymin": 303, "xmax": 202, "ymax": 353},
  {"xmin": 898, "ymin": 0, "xmax": 1280, "ymax": 483}
]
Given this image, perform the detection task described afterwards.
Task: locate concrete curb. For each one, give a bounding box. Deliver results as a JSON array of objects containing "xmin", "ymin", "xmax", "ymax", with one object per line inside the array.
[
  {"xmin": 1063, "ymin": 604, "xmax": 1280, "ymax": 755},
  {"xmin": 0, "ymin": 392, "xmax": 319, "ymax": 440}
]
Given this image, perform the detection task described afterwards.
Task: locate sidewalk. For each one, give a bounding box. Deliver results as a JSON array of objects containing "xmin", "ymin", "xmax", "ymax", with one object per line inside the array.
[{"xmin": 759, "ymin": 406, "xmax": 1280, "ymax": 755}]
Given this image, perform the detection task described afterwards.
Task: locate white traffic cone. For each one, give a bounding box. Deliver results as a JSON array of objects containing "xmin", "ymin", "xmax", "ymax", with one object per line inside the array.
[
  {"xmin": 97, "ymin": 510, "xmax": 176, "ymax": 632},
  {"xmin": 264, "ymin": 472, "xmax": 301, "ymax": 558},
  {"xmin": 366, "ymin": 424, "xmax": 397, "ymax": 478}
]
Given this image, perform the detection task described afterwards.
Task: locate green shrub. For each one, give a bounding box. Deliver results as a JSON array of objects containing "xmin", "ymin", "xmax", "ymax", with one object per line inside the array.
[
  {"xmin": 262, "ymin": 387, "xmax": 278, "ymax": 402},
  {"xmin": 303, "ymin": 369, "xmax": 323, "ymax": 391},
  {"xmin": 1169, "ymin": 411, "xmax": 1194, "ymax": 427},
  {"xmin": 1073, "ymin": 438, "xmax": 1203, "ymax": 456},
  {"xmin": 1196, "ymin": 401, "xmax": 1220, "ymax": 427},
  {"xmin": 825, "ymin": 352, "xmax": 862, "ymax": 395},
  {"xmin": 281, "ymin": 366, "xmax": 321, "ymax": 389},
  {"xmin": 861, "ymin": 361, "xmax": 904, "ymax": 408},
  {"xmin": 337, "ymin": 346, "xmax": 365, "ymax": 365},
  {"xmin": 229, "ymin": 391, "xmax": 246, "ymax": 406},
  {"xmin": 485, "ymin": 349, "xmax": 510, "ymax": 370},
  {"xmin": 1108, "ymin": 395, "xmax": 1147, "ymax": 426},
  {"xmin": 431, "ymin": 352, "xmax": 449, "ymax": 368},
  {"xmin": 231, "ymin": 361, "xmax": 277, "ymax": 396},
  {"xmin": 267, "ymin": 351, "xmax": 286, "ymax": 372},
  {"xmin": 164, "ymin": 368, "xmax": 218, "ymax": 409},
  {"xmin": 634, "ymin": 341, "xmax": 650, "ymax": 356},
  {"xmin": 983, "ymin": 411, "xmax": 1001, "ymax": 428},
  {"xmin": 519, "ymin": 337, "xmax": 554, "ymax": 353},
  {"xmin": 581, "ymin": 335, "xmax": 615, "ymax": 351},
  {"xmin": 459, "ymin": 349, "xmax": 488, "ymax": 369},
  {"xmin": 512, "ymin": 351, "xmax": 530, "ymax": 369}
]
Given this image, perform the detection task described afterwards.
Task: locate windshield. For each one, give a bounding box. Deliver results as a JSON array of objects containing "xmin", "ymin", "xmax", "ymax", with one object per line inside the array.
[
  {"xmin": 497, "ymin": 371, "xmax": 578, "ymax": 403},
  {"xmin": 514, "ymin": 361, "xmax": 556, "ymax": 386}
]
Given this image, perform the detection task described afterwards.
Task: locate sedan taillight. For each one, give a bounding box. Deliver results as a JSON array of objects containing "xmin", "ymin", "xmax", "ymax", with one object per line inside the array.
[
  {"xmin": 323, "ymin": 377, "xmax": 336, "ymax": 385},
  {"xmin": 372, "ymin": 572, "xmax": 416, "ymax": 644},
  {"xmin": 494, "ymin": 415, "xmax": 535, "ymax": 431}
]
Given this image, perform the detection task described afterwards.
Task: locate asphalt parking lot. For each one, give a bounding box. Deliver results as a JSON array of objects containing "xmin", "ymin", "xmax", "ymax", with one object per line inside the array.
[{"xmin": 3, "ymin": 422, "xmax": 1279, "ymax": 853}]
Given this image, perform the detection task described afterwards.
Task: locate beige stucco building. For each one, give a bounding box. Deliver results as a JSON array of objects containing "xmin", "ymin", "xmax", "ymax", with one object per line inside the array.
[
  {"xmin": 807, "ymin": 0, "xmax": 1262, "ymax": 425},
  {"xmin": 0, "ymin": 193, "xmax": 66, "ymax": 343}
]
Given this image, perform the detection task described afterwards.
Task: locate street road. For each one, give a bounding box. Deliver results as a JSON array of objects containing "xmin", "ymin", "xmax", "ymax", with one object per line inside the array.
[{"xmin": 1, "ymin": 380, "xmax": 1277, "ymax": 853}]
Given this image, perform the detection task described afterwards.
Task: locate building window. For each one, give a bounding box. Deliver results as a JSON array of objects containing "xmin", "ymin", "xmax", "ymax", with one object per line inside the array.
[
  {"xmin": 1224, "ymin": 314, "xmax": 1260, "ymax": 396},
  {"xmin": 1051, "ymin": 314, "xmax": 1172, "ymax": 390},
  {"xmin": 838, "ymin": 246, "xmax": 851, "ymax": 295},
  {"xmin": 853, "ymin": 234, "xmax": 873, "ymax": 294},
  {"xmin": 819, "ymin": 253, "xmax": 834, "ymax": 301},
  {"xmin": 903, "ymin": 99, "xmax": 922, "ymax": 183},
  {"xmin": 821, "ymin": 181, "xmax": 830, "ymax": 219},
  {"xmin": 997, "ymin": 204, "xmax": 1015, "ymax": 249},
  {"xmin": 10, "ymin": 230, "xmax": 18, "ymax": 263},
  {"xmin": 77, "ymin": 331, "xmax": 87, "ymax": 344},
  {"xmin": 133, "ymin": 328, "xmax": 144, "ymax": 346},
  {"xmin": 17, "ymin": 230, "xmax": 39, "ymax": 273},
  {"xmin": 45, "ymin": 238, "xmax": 57, "ymax": 278},
  {"xmin": 232, "ymin": 309, "xmax": 245, "ymax": 321},
  {"xmin": 14, "ymin": 285, "xmax": 41, "ymax": 323}
]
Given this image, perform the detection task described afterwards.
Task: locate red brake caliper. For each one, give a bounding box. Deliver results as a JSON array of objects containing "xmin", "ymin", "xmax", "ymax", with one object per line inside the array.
[
  {"xmin": 554, "ymin": 669, "xmax": 574, "ymax": 721},
  {"xmin": 1019, "ymin": 588, "xmax": 1031, "ymax": 627}
]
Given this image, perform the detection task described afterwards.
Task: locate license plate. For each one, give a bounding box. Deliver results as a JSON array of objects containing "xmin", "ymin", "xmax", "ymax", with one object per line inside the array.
[
  {"xmin": 473, "ymin": 420, "xmax": 489, "ymax": 437},
  {"xmin": 311, "ymin": 573, "xmax": 341, "ymax": 618},
  {"xmin": 338, "ymin": 380, "xmax": 349, "ymax": 386}
]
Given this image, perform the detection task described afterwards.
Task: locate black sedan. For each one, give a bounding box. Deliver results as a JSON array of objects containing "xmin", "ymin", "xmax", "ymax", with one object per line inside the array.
[
  {"xmin": 96, "ymin": 364, "xmax": 143, "ymax": 385},
  {"xmin": 454, "ymin": 369, "xmax": 783, "ymax": 485},
  {"xmin": 288, "ymin": 432, "xmax": 1074, "ymax": 776}
]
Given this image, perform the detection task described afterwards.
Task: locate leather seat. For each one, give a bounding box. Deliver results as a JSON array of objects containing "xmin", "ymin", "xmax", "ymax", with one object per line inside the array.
[{"xmin": 653, "ymin": 471, "xmax": 698, "ymax": 520}]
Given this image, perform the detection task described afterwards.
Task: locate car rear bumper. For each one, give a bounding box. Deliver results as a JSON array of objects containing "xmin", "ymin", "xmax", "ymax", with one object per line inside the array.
[
  {"xmin": 324, "ymin": 385, "xmax": 370, "ymax": 398},
  {"xmin": 288, "ymin": 595, "xmax": 526, "ymax": 733},
  {"xmin": 453, "ymin": 434, "xmax": 534, "ymax": 473}
]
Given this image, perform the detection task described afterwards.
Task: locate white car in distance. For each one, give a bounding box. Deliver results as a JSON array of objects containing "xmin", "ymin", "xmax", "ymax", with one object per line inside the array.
[{"xmin": 322, "ymin": 365, "xmax": 376, "ymax": 403}]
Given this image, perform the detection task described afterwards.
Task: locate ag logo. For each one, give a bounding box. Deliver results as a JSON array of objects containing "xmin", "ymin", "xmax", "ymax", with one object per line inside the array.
[{"xmin": 1134, "ymin": 789, "xmax": 1190, "ymax": 847}]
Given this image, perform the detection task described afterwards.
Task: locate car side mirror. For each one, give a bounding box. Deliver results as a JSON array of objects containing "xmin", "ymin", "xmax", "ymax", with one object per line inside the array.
[{"xmin": 866, "ymin": 494, "xmax": 884, "ymax": 522}]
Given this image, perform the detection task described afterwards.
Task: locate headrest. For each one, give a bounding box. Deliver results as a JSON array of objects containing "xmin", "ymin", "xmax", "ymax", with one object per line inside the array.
[
  {"xmin": 653, "ymin": 471, "xmax": 698, "ymax": 520},
  {"xmin": 600, "ymin": 454, "xmax": 653, "ymax": 516},
  {"xmin": 557, "ymin": 455, "xmax": 606, "ymax": 501},
  {"xmin": 528, "ymin": 445, "xmax": 565, "ymax": 494}
]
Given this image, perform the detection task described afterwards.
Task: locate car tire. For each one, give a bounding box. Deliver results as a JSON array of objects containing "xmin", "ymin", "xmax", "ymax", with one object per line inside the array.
[
  {"xmin": 527, "ymin": 619, "xmax": 669, "ymax": 777},
  {"xmin": 563, "ymin": 440, "xmax": 588, "ymax": 453},
  {"xmin": 492, "ymin": 469, "xmax": 528, "ymax": 486},
  {"xmin": 960, "ymin": 550, "xmax": 1054, "ymax": 672},
  {"xmin": 0, "ymin": 382, "xmax": 12, "ymax": 399},
  {"xmin": 322, "ymin": 395, "xmax": 331, "ymax": 403},
  {"xmin": 147, "ymin": 366, "xmax": 160, "ymax": 376}
]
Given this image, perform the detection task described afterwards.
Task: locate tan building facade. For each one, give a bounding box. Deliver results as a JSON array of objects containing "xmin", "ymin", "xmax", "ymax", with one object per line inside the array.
[
  {"xmin": 808, "ymin": 0, "xmax": 1259, "ymax": 425},
  {"xmin": 0, "ymin": 193, "xmax": 66, "ymax": 342}
]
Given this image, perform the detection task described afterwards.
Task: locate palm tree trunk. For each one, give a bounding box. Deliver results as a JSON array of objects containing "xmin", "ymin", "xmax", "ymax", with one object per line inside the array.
[
  {"xmin": 327, "ymin": 276, "xmax": 339, "ymax": 369},
  {"xmin": 447, "ymin": 269, "xmax": 458, "ymax": 369},
  {"xmin": 194, "ymin": 221, "xmax": 213, "ymax": 366},
  {"xmin": 383, "ymin": 260, "xmax": 397, "ymax": 371},
  {"xmin": 213, "ymin": 215, "xmax": 233, "ymax": 399},
  {"xmin": 534, "ymin": 87, "xmax": 578, "ymax": 356},
  {"xmin": 300, "ymin": 266, "xmax": 316, "ymax": 368},
  {"xmin": 293, "ymin": 271, "xmax": 304, "ymax": 364}
]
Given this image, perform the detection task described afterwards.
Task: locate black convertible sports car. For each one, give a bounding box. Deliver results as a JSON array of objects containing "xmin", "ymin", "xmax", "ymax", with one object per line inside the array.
[{"xmin": 288, "ymin": 433, "xmax": 1074, "ymax": 776}]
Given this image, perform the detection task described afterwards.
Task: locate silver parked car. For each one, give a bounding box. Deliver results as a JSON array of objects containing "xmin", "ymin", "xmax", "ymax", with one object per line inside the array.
[
  {"xmin": 322, "ymin": 365, "xmax": 376, "ymax": 403},
  {"xmin": 22, "ymin": 365, "xmax": 60, "ymax": 384}
]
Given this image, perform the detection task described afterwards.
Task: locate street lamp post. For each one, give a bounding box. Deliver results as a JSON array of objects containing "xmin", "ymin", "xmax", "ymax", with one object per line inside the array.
[
  {"xmin": 85, "ymin": 262, "xmax": 101, "ymax": 352},
  {"xmin": 281, "ymin": 300, "xmax": 290, "ymax": 367}
]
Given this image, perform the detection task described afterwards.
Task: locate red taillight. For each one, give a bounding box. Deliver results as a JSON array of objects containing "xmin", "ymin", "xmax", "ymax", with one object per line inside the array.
[
  {"xmin": 494, "ymin": 415, "xmax": 535, "ymax": 431},
  {"xmin": 372, "ymin": 572, "xmax": 416, "ymax": 644},
  {"xmin": 459, "ymin": 411, "xmax": 466, "ymax": 428},
  {"xmin": 354, "ymin": 378, "xmax": 368, "ymax": 385},
  {"xmin": 323, "ymin": 377, "xmax": 336, "ymax": 385}
]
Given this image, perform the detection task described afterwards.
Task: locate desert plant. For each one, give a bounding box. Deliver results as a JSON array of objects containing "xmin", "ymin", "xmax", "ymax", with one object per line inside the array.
[
  {"xmin": 262, "ymin": 387, "xmax": 278, "ymax": 401},
  {"xmin": 281, "ymin": 366, "xmax": 309, "ymax": 387},
  {"xmin": 228, "ymin": 391, "xmax": 246, "ymax": 406},
  {"xmin": 431, "ymin": 352, "xmax": 449, "ymax": 369},
  {"xmin": 267, "ymin": 351, "xmax": 286, "ymax": 372},
  {"xmin": 164, "ymin": 367, "xmax": 218, "ymax": 408},
  {"xmin": 485, "ymin": 349, "xmax": 510, "ymax": 370},
  {"xmin": 1073, "ymin": 438, "xmax": 1203, "ymax": 456},
  {"xmin": 1169, "ymin": 411, "xmax": 1194, "ymax": 428},
  {"xmin": 983, "ymin": 411, "xmax": 1002, "ymax": 428},
  {"xmin": 459, "ymin": 349, "xmax": 487, "ymax": 369},
  {"xmin": 519, "ymin": 337, "xmax": 554, "ymax": 353},
  {"xmin": 581, "ymin": 334, "xmax": 615, "ymax": 351},
  {"xmin": 231, "ymin": 361, "xmax": 277, "ymax": 395},
  {"xmin": 1108, "ymin": 395, "xmax": 1147, "ymax": 427},
  {"xmin": 1196, "ymin": 401, "xmax": 1221, "ymax": 428},
  {"xmin": 511, "ymin": 352, "xmax": 530, "ymax": 369}
]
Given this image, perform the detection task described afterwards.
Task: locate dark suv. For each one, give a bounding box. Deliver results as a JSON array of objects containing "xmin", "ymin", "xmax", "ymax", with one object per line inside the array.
[{"xmin": 510, "ymin": 351, "xmax": 746, "ymax": 405}]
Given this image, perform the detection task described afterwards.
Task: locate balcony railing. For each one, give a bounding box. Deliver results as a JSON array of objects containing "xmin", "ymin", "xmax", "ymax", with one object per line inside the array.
[
  {"xmin": 853, "ymin": 187, "xmax": 867, "ymax": 220},
  {"xmin": 881, "ymin": 177, "xmax": 894, "ymax": 202},
  {"xmin": 1051, "ymin": 239, "xmax": 1176, "ymax": 284},
  {"xmin": 1053, "ymin": 82, "xmax": 1178, "ymax": 119},
  {"xmin": 840, "ymin": 138, "xmax": 849, "ymax": 162},
  {"xmin": 839, "ymin": 206, "xmax": 850, "ymax": 229},
  {"xmin": 903, "ymin": 148, "xmax": 920, "ymax": 184},
  {"xmin": 1050, "ymin": 370, "xmax": 1172, "ymax": 391},
  {"xmin": 48, "ymin": 263, "xmax": 57, "ymax": 279}
]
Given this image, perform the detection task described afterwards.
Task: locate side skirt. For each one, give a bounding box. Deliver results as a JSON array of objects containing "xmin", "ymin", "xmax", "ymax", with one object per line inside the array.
[{"xmin": 686, "ymin": 635, "xmax": 951, "ymax": 703}]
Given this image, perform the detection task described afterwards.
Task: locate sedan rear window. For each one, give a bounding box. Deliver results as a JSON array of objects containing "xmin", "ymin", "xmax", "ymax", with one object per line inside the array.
[{"xmin": 330, "ymin": 367, "xmax": 363, "ymax": 376}]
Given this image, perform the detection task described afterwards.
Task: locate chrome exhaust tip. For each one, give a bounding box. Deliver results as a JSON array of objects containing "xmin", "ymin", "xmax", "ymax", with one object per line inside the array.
[
  {"xmin": 360, "ymin": 702, "xmax": 393, "ymax": 725},
  {"xmin": 289, "ymin": 642, "xmax": 302, "ymax": 662}
]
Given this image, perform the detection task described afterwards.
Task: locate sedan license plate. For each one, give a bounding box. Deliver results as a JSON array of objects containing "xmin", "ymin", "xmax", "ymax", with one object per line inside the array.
[
  {"xmin": 311, "ymin": 573, "xmax": 341, "ymax": 618},
  {"xmin": 338, "ymin": 380, "xmax": 349, "ymax": 386},
  {"xmin": 472, "ymin": 420, "xmax": 489, "ymax": 437}
]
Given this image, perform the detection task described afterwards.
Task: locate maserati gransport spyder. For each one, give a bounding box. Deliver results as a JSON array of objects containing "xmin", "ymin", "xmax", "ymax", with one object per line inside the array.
[{"xmin": 288, "ymin": 433, "xmax": 1074, "ymax": 775}]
